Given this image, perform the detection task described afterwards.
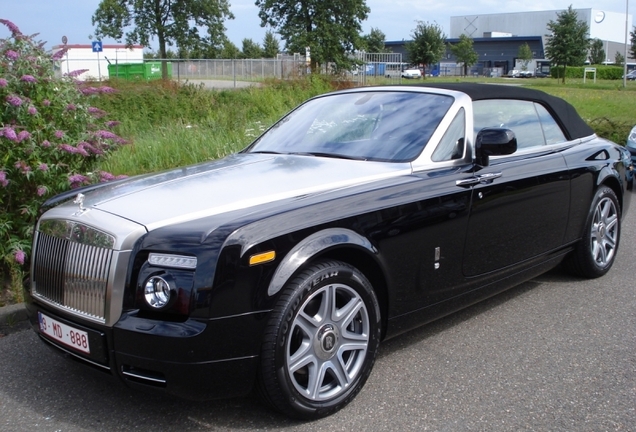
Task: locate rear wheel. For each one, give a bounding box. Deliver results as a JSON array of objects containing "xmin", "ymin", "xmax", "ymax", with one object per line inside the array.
[
  {"xmin": 564, "ymin": 187, "xmax": 621, "ymax": 278},
  {"xmin": 258, "ymin": 260, "xmax": 381, "ymax": 419}
]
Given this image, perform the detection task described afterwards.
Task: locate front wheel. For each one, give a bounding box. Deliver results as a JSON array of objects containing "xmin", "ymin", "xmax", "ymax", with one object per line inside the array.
[
  {"xmin": 564, "ymin": 186, "xmax": 621, "ymax": 278},
  {"xmin": 258, "ymin": 260, "xmax": 381, "ymax": 419}
]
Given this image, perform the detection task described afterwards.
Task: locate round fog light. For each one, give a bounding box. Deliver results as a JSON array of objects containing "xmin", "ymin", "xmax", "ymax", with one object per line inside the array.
[{"xmin": 144, "ymin": 276, "xmax": 173, "ymax": 309}]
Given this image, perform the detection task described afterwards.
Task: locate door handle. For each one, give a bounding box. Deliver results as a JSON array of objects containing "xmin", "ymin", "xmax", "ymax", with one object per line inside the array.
[
  {"xmin": 456, "ymin": 177, "xmax": 480, "ymax": 187},
  {"xmin": 475, "ymin": 172, "xmax": 502, "ymax": 183},
  {"xmin": 455, "ymin": 172, "xmax": 502, "ymax": 187}
]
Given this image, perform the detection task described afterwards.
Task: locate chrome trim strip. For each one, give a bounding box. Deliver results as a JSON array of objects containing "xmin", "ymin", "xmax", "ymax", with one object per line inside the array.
[
  {"xmin": 121, "ymin": 369, "xmax": 167, "ymax": 384},
  {"xmin": 39, "ymin": 335, "xmax": 111, "ymax": 371},
  {"xmin": 37, "ymin": 208, "xmax": 147, "ymax": 251},
  {"xmin": 39, "ymin": 219, "xmax": 115, "ymax": 249},
  {"xmin": 208, "ymin": 309, "xmax": 272, "ymax": 320},
  {"xmin": 413, "ymin": 91, "xmax": 475, "ymax": 170},
  {"xmin": 105, "ymin": 250, "xmax": 129, "ymax": 326}
]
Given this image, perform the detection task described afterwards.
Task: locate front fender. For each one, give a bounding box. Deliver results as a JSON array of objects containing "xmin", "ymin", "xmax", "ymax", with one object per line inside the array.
[{"xmin": 266, "ymin": 228, "xmax": 377, "ymax": 296}]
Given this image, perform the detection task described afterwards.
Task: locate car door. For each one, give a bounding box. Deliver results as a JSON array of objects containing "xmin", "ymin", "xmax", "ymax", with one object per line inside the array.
[
  {"xmin": 392, "ymin": 107, "xmax": 476, "ymax": 309},
  {"xmin": 461, "ymin": 99, "xmax": 571, "ymax": 277}
]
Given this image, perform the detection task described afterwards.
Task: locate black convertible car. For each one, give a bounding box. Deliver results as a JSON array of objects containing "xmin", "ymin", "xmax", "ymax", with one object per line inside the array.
[{"xmin": 26, "ymin": 83, "xmax": 632, "ymax": 419}]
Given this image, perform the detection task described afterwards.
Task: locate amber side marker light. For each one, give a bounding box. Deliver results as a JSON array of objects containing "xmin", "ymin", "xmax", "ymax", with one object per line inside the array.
[{"xmin": 249, "ymin": 251, "xmax": 276, "ymax": 266}]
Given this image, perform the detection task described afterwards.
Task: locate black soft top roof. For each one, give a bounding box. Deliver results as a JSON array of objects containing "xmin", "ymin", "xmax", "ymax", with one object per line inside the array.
[{"xmin": 413, "ymin": 82, "xmax": 594, "ymax": 140}]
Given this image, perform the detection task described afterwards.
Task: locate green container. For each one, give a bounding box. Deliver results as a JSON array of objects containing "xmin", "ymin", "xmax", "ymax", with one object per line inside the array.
[
  {"xmin": 107, "ymin": 62, "xmax": 172, "ymax": 80},
  {"xmin": 144, "ymin": 62, "xmax": 172, "ymax": 79}
]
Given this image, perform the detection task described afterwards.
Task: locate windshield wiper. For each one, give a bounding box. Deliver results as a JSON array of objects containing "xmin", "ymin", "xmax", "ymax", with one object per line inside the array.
[
  {"xmin": 249, "ymin": 150, "xmax": 285, "ymax": 155},
  {"xmin": 289, "ymin": 152, "xmax": 367, "ymax": 161},
  {"xmin": 250, "ymin": 150, "xmax": 366, "ymax": 161}
]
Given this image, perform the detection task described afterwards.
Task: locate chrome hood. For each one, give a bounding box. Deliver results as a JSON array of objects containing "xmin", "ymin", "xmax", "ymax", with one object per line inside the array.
[{"xmin": 55, "ymin": 154, "xmax": 411, "ymax": 231}]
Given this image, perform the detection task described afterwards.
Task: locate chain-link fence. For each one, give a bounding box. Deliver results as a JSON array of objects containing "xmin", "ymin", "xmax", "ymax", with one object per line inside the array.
[
  {"xmin": 170, "ymin": 55, "xmax": 307, "ymax": 82},
  {"xmin": 349, "ymin": 52, "xmax": 404, "ymax": 86},
  {"xmin": 54, "ymin": 52, "xmax": 411, "ymax": 85},
  {"xmin": 53, "ymin": 55, "xmax": 309, "ymax": 82},
  {"xmin": 434, "ymin": 64, "xmax": 508, "ymax": 78}
]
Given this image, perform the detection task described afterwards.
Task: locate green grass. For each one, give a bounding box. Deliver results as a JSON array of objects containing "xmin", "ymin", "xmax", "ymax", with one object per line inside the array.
[
  {"xmin": 94, "ymin": 76, "xmax": 338, "ymax": 176},
  {"xmin": 93, "ymin": 76, "xmax": 636, "ymax": 178},
  {"xmin": 524, "ymin": 79, "xmax": 636, "ymax": 143}
]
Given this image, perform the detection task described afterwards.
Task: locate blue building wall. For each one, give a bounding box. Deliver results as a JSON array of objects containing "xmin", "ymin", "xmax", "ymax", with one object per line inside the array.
[{"xmin": 385, "ymin": 36, "xmax": 545, "ymax": 76}]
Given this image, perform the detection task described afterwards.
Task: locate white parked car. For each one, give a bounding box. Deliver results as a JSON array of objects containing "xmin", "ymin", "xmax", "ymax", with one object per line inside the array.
[{"xmin": 401, "ymin": 67, "xmax": 422, "ymax": 79}]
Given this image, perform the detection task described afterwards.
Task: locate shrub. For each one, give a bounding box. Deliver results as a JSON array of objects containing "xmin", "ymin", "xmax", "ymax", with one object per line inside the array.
[
  {"xmin": 0, "ymin": 19, "xmax": 126, "ymax": 301},
  {"xmin": 588, "ymin": 117, "xmax": 633, "ymax": 144},
  {"xmin": 550, "ymin": 65, "xmax": 626, "ymax": 80}
]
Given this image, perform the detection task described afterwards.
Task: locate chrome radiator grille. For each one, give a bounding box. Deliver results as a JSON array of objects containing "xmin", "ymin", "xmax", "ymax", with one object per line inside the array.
[{"xmin": 33, "ymin": 221, "xmax": 115, "ymax": 322}]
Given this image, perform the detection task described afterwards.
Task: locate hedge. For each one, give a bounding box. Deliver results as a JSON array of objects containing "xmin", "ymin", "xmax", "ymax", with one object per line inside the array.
[{"xmin": 550, "ymin": 65, "xmax": 626, "ymax": 80}]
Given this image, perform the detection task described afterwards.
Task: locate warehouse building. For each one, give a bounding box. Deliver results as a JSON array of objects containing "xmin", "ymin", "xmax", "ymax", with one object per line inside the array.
[{"xmin": 387, "ymin": 8, "xmax": 633, "ymax": 77}]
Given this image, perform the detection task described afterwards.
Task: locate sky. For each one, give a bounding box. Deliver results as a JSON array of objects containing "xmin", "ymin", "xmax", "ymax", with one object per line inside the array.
[{"xmin": 0, "ymin": 0, "xmax": 632, "ymax": 52}]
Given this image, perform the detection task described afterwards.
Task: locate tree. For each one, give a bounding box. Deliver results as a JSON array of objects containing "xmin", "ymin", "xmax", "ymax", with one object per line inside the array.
[
  {"xmin": 362, "ymin": 28, "xmax": 390, "ymax": 53},
  {"xmin": 220, "ymin": 39, "xmax": 241, "ymax": 59},
  {"xmin": 517, "ymin": 43, "xmax": 534, "ymax": 71},
  {"xmin": 92, "ymin": 0, "xmax": 234, "ymax": 78},
  {"xmin": 177, "ymin": 45, "xmax": 191, "ymax": 59},
  {"xmin": 630, "ymin": 26, "xmax": 636, "ymax": 60},
  {"xmin": 545, "ymin": 5, "xmax": 589, "ymax": 83},
  {"xmin": 255, "ymin": 0, "xmax": 369, "ymax": 72},
  {"xmin": 405, "ymin": 21, "xmax": 446, "ymax": 77},
  {"xmin": 449, "ymin": 34, "xmax": 478, "ymax": 76},
  {"xmin": 588, "ymin": 38, "xmax": 605, "ymax": 64},
  {"xmin": 614, "ymin": 51, "xmax": 625, "ymax": 67},
  {"xmin": 262, "ymin": 30, "xmax": 280, "ymax": 58},
  {"xmin": 242, "ymin": 38, "xmax": 263, "ymax": 59},
  {"xmin": 188, "ymin": 44, "xmax": 218, "ymax": 59}
]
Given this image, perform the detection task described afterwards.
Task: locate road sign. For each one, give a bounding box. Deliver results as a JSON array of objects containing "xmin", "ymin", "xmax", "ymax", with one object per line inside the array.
[{"xmin": 92, "ymin": 41, "xmax": 103, "ymax": 53}]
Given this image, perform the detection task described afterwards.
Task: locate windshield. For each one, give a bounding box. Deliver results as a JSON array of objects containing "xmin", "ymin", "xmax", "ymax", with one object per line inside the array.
[{"xmin": 246, "ymin": 91, "xmax": 454, "ymax": 162}]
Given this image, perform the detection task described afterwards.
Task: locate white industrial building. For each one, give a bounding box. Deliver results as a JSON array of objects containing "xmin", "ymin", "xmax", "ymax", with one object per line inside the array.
[
  {"xmin": 51, "ymin": 44, "xmax": 145, "ymax": 81},
  {"xmin": 451, "ymin": 8, "xmax": 633, "ymax": 64}
]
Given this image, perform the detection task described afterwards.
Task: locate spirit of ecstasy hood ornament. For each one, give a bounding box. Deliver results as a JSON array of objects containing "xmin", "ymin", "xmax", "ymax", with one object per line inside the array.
[{"xmin": 73, "ymin": 193, "xmax": 87, "ymax": 215}]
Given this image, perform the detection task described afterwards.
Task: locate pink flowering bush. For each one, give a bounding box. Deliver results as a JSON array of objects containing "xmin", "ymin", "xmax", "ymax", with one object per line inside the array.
[{"xmin": 0, "ymin": 19, "xmax": 127, "ymax": 300}]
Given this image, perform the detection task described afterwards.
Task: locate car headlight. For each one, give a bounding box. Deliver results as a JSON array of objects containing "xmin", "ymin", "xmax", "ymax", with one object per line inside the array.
[
  {"xmin": 144, "ymin": 275, "xmax": 175, "ymax": 309},
  {"xmin": 148, "ymin": 253, "xmax": 197, "ymax": 269}
]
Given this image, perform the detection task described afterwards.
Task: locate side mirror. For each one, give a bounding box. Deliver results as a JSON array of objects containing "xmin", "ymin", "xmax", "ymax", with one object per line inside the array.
[{"xmin": 475, "ymin": 128, "xmax": 517, "ymax": 166}]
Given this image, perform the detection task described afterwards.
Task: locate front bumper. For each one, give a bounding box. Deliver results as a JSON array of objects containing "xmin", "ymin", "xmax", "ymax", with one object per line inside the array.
[{"xmin": 26, "ymin": 301, "xmax": 266, "ymax": 400}]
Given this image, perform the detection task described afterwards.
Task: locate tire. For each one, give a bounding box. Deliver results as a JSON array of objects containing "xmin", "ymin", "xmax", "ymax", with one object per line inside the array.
[
  {"xmin": 564, "ymin": 187, "xmax": 621, "ymax": 278},
  {"xmin": 258, "ymin": 260, "xmax": 381, "ymax": 420}
]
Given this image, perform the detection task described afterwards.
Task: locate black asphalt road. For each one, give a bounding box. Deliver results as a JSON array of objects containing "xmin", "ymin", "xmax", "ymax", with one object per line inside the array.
[{"xmin": 1, "ymin": 208, "xmax": 634, "ymax": 431}]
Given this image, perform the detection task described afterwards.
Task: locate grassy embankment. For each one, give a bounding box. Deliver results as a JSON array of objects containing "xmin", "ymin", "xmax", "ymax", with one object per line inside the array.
[
  {"xmin": 94, "ymin": 77, "xmax": 340, "ymax": 176},
  {"xmin": 94, "ymin": 76, "xmax": 636, "ymax": 178}
]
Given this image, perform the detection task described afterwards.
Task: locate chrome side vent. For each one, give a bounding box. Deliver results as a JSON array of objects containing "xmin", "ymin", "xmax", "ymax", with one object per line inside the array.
[{"xmin": 33, "ymin": 220, "xmax": 115, "ymax": 322}]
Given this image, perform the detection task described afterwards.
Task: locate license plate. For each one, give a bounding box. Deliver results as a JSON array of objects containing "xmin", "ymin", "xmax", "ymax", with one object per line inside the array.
[{"xmin": 38, "ymin": 312, "xmax": 90, "ymax": 354}]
